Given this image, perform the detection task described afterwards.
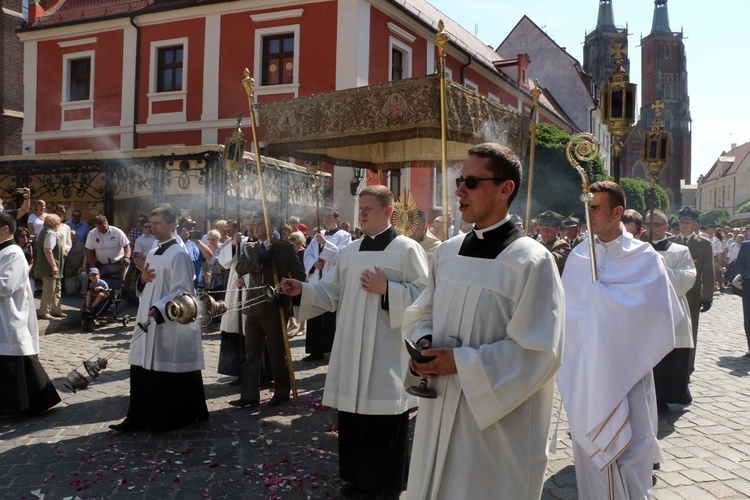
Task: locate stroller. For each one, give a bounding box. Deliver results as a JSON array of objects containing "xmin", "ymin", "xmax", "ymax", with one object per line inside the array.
[{"xmin": 81, "ymin": 262, "xmax": 133, "ymax": 331}]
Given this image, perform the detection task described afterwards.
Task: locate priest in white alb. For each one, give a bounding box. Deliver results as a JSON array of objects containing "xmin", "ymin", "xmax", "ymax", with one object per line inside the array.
[
  {"xmin": 109, "ymin": 203, "xmax": 208, "ymax": 433},
  {"xmin": 281, "ymin": 185, "xmax": 428, "ymax": 499},
  {"xmin": 403, "ymin": 143, "xmax": 564, "ymax": 500},
  {"xmin": 558, "ymin": 182, "xmax": 682, "ymax": 498},
  {"xmin": 302, "ymin": 206, "xmax": 352, "ymax": 361}
]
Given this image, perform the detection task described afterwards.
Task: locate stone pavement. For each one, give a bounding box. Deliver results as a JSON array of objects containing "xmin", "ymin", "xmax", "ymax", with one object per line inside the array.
[{"xmin": 1, "ymin": 291, "xmax": 748, "ymax": 499}]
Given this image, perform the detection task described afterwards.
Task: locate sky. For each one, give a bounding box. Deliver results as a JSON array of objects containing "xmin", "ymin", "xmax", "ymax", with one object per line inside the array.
[{"xmin": 428, "ymin": 0, "xmax": 748, "ymax": 184}]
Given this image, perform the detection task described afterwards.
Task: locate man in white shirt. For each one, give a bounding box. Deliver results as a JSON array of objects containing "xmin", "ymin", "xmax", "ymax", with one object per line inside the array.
[{"xmin": 85, "ymin": 215, "xmax": 131, "ymax": 287}]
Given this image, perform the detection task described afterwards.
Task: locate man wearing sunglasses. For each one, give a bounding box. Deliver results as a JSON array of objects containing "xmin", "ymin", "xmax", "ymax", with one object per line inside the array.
[{"xmin": 403, "ymin": 143, "xmax": 564, "ymax": 499}]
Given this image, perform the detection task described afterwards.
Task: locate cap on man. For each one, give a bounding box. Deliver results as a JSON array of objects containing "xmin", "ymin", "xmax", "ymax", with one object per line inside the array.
[{"xmin": 537, "ymin": 210, "xmax": 571, "ymax": 275}]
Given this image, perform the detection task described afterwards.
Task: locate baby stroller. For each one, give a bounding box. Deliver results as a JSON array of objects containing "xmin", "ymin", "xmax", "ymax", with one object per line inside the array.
[{"xmin": 81, "ymin": 262, "xmax": 133, "ymax": 331}]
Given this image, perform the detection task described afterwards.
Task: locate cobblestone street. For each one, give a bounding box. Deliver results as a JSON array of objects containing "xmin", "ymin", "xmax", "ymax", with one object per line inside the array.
[{"xmin": 1, "ymin": 291, "xmax": 748, "ymax": 499}]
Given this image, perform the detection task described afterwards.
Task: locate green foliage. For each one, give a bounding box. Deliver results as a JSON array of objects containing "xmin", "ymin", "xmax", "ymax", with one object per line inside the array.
[
  {"xmin": 619, "ymin": 177, "xmax": 670, "ymax": 215},
  {"xmin": 736, "ymin": 201, "xmax": 750, "ymax": 214},
  {"xmin": 512, "ymin": 124, "xmax": 610, "ymax": 220},
  {"xmin": 699, "ymin": 209, "xmax": 730, "ymax": 227}
]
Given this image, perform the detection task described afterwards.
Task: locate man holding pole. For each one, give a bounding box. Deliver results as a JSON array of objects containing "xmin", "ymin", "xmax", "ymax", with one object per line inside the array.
[
  {"xmin": 230, "ymin": 215, "xmax": 305, "ymax": 408},
  {"xmin": 557, "ymin": 181, "xmax": 682, "ymax": 498}
]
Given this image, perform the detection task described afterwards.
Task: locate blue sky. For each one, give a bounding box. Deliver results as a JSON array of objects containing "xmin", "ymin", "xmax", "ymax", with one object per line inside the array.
[{"xmin": 428, "ymin": 0, "xmax": 747, "ymax": 183}]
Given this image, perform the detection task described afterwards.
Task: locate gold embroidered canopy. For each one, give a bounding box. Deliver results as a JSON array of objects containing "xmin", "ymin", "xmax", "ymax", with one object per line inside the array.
[{"xmin": 257, "ymin": 75, "xmax": 530, "ymax": 168}]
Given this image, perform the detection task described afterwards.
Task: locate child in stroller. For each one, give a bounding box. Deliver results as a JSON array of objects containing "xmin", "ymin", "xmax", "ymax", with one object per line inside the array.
[
  {"xmin": 81, "ymin": 262, "xmax": 132, "ymax": 331},
  {"xmin": 82, "ymin": 267, "xmax": 109, "ymax": 312}
]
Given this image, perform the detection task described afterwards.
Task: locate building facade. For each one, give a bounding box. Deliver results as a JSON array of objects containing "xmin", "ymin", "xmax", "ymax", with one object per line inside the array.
[
  {"xmin": 695, "ymin": 141, "xmax": 750, "ymax": 215},
  {"xmin": 17, "ymin": 0, "xmax": 576, "ymax": 225},
  {"xmin": 1, "ymin": 0, "xmax": 25, "ymax": 156}
]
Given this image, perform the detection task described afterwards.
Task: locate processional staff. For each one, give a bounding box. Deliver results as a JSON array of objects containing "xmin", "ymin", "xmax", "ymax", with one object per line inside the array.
[
  {"xmin": 565, "ymin": 133, "xmax": 601, "ymax": 282},
  {"xmin": 242, "ymin": 68, "xmax": 299, "ymax": 402}
]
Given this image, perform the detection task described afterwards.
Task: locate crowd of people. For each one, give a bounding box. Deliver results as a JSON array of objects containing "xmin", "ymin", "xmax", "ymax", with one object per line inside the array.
[{"xmin": 3, "ymin": 150, "xmax": 750, "ymax": 499}]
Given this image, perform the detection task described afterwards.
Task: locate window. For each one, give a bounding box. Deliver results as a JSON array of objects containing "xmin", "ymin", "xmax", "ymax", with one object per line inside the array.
[
  {"xmin": 389, "ymin": 38, "xmax": 412, "ymax": 81},
  {"xmin": 156, "ymin": 45, "xmax": 183, "ymax": 92},
  {"xmin": 68, "ymin": 57, "xmax": 91, "ymax": 101},
  {"xmin": 665, "ymin": 45, "xmax": 671, "ymax": 60},
  {"xmin": 392, "ymin": 47, "xmax": 404, "ymax": 80},
  {"xmin": 262, "ymin": 34, "xmax": 295, "ymax": 86}
]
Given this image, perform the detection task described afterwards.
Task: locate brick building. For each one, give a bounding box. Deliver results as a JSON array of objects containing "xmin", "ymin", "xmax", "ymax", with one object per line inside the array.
[
  {"xmin": 1, "ymin": 0, "xmax": 25, "ymax": 156},
  {"xmin": 17, "ymin": 0, "xmax": 578, "ymax": 224}
]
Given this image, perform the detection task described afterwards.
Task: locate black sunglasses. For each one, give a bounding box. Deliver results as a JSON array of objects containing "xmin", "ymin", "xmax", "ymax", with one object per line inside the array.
[{"xmin": 455, "ymin": 176, "xmax": 508, "ymax": 190}]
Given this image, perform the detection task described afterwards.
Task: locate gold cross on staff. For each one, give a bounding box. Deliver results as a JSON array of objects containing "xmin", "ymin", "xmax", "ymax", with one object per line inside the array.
[
  {"xmin": 610, "ymin": 43, "xmax": 627, "ymax": 60},
  {"xmin": 652, "ymin": 100, "xmax": 664, "ymax": 118}
]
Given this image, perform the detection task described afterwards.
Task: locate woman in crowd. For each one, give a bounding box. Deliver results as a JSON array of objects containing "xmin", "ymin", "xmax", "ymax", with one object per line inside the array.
[
  {"xmin": 280, "ymin": 224, "xmax": 293, "ymax": 241},
  {"xmin": 27, "ymin": 200, "xmax": 47, "ymax": 237},
  {"xmin": 35, "ymin": 214, "xmax": 66, "ymax": 320},
  {"xmin": 203, "ymin": 229, "xmax": 226, "ymax": 302},
  {"xmin": 14, "ymin": 227, "xmax": 35, "ymax": 291},
  {"xmin": 287, "ymin": 230, "xmax": 307, "ymax": 337}
]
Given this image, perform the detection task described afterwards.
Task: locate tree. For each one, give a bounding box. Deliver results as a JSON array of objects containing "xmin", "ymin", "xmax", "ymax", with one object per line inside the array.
[
  {"xmin": 513, "ymin": 124, "xmax": 609, "ymax": 220},
  {"xmin": 619, "ymin": 177, "xmax": 670, "ymax": 215},
  {"xmin": 736, "ymin": 201, "xmax": 750, "ymax": 214},
  {"xmin": 699, "ymin": 209, "xmax": 730, "ymax": 227}
]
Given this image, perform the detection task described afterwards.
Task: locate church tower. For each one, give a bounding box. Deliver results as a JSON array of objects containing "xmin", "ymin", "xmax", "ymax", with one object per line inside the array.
[
  {"xmin": 583, "ymin": 0, "xmax": 629, "ymax": 91},
  {"xmin": 624, "ymin": 0, "xmax": 692, "ymax": 208}
]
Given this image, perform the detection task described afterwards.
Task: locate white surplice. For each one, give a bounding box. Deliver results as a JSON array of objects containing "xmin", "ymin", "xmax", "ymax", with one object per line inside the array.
[
  {"xmin": 303, "ymin": 228, "xmax": 352, "ymax": 285},
  {"xmin": 129, "ymin": 239, "xmax": 204, "ymax": 373},
  {"xmin": 218, "ymin": 236, "xmax": 248, "ymax": 334},
  {"xmin": 402, "ymin": 232, "xmax": 564, "ymax": 500},
  {"xmin": 0, "ymin": 243, "xmax": 39, "ymax": 356},
  {"xmin": 655, "ymin": 240, "xmax": 696, "ymax": 347},
  {"xmin": 296, "ymin": 234, "xmax": 427, "ymax": 415},
  {"xmin": 558, "ymin": 225, "xmax": 682, "ymax": 498}
]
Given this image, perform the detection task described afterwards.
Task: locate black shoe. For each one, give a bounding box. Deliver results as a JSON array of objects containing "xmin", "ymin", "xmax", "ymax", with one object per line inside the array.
[
  {"xmin": 229, "ymin": 398, "xmax": 260, "ymax": 408},
  {"xmin": 302, "ymin": 353, "xmax": 324, "ymax": 362},
  {"xmin": 268, "ymin": 395, "xmax": 290, "ymax": 407},
  {"xmin": 339, "ymin": 481, "xmax": 361, "ymax": 496},
  {"xmin": 109, "ymin": 419, "xmax": 145, "ymax": 433},
  {"xmin": 229, "ymin": 377, "xmax": 243, "ymax": 386}
]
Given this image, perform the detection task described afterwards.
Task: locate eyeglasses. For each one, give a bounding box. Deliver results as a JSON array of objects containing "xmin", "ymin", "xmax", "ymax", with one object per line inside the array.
[{"xmin": 455, "ymin": 176, "xmax": 508, "ymax": 189}]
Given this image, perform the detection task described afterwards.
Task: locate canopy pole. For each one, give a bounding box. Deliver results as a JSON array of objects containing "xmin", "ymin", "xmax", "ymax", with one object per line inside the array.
[{"xmin": 436, "ymin": 21, "xmax": 450, "ymax": 241}]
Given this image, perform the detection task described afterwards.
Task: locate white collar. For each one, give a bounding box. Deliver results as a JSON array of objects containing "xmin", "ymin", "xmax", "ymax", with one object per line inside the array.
[
  {"xmin": 473, "ymin": 215, "xmax": 511, "ymax": 240},
  {"xmin": 367, "ymin": 225, "xmax": 392, "ymax": 239},
  {"xmin": 157, "ymin": 237, "xmax": 176, "ymax": 247}
]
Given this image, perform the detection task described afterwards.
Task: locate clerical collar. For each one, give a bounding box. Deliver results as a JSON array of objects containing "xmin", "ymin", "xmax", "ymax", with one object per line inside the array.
[
  {"xmin": 325, "ymin": 226, "xmax": 340, "ymax": 236},
  {"xmin": 360, "ymin": 226, "xmax": 397, "ymax": 252},
  {"xmin": 473, "ymin": 215, "xmax": 511, "ymax": 240},
  {"xmin": 652, "ymin": 236, "xmax": 669, "ymax": 244},
  {"xmin": 0, "ymin": 238, "xmax": 14, "ymax": 252},
  {"xmin": 157, "ymin": 237, "xmax": 176, "ymax": 247},
  {"xmin": 155, "ymin": 238, "xmax": 178, "ymax": 255},
  {"xmin": 366, "ymin": 225, "xmax": 392, "ymax": 239}
]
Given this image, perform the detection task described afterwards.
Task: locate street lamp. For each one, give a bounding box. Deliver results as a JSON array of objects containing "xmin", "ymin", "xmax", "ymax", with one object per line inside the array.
[
  {"xmin": 223, "ymin": 116, "xmax": 246, "ymax": 179},
  {"xmin": 601, "ymin": 43, "xmax": 636, "ymax": 184},
  {"xmin": 641, "ymin": 101, "xmax": 671, "ymax": 243}
]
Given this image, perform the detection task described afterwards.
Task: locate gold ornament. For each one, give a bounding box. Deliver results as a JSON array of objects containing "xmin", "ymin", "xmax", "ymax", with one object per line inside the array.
[{"xmin": 392, "ymin": 189, "xmax": 419, "ymax": 237}]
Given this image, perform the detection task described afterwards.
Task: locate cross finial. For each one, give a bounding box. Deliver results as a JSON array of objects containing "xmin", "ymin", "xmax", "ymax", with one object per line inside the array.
[
  {"xmin": 610, "ymin": 43, "xmax": 627, "ymax": 66},
  {"xmin": 651, "ymin": 100, "xmax": 664, "ymax": 119}
]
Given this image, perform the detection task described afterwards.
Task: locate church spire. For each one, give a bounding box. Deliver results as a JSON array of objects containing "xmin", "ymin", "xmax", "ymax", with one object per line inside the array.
[
  {"xmin": 651, "ymin": 0, "xmax": 672, "ymax": 33},
  {"xmin": 596, "ymin": 0, "xmax": 616, "ymax": 28}
]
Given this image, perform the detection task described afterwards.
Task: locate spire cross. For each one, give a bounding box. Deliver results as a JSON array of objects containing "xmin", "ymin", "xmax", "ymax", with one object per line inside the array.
[
  {"xmin": 652, "ymin": 100, "xmax": 664, "ymax": 119},
  {"xmin": 610, "ymin": 43, "xmax": 627, "ymax": 66}
]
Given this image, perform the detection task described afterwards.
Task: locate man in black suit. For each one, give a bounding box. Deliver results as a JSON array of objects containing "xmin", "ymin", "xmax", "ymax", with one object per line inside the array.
[
  {"xmin": 671, "ymin": 206, "xmax": 714, "ymax": 374},
  {"xmin": 231, "ymin": 215, "xmax": 306, "ymax": 408}
]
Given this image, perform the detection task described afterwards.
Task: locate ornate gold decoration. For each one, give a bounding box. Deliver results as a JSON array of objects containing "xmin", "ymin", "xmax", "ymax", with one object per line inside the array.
[
  {"xmin": 392, "ymin": 189, "xmax": 419, "ymax": 237},
  {"xmin": 565, "ymin": 132, "xmax": 601, "ymax": 282}
]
